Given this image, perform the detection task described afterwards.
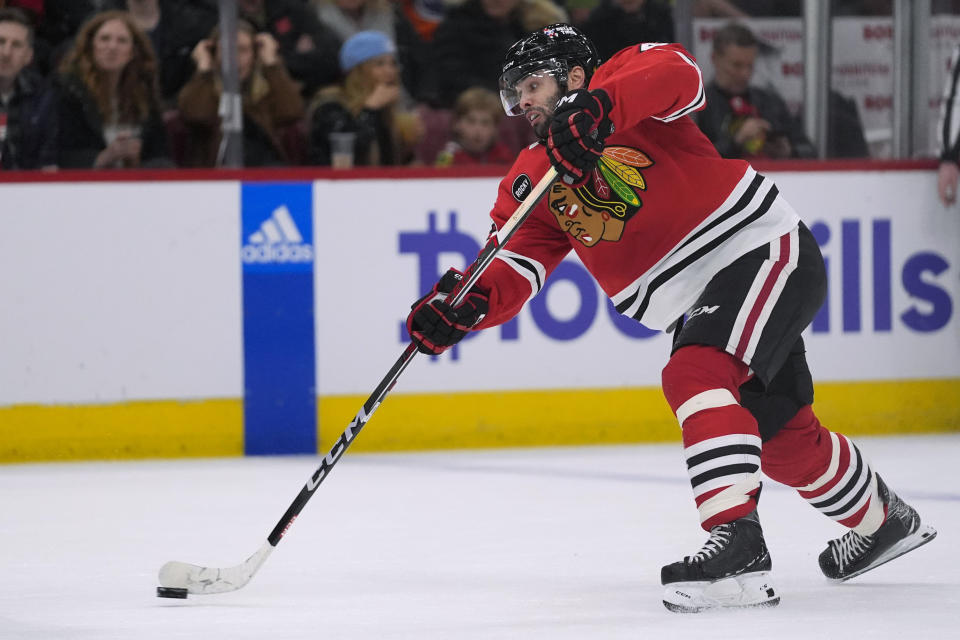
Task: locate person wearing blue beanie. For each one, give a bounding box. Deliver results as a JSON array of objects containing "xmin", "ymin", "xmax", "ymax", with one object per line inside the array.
[
  {"xmin": 309, "ymin": 29, "xmax": 421, "ymax": 167},
  {"xmin": 339, "ymin": 30, "xmax": 397, "ymax": 73}
]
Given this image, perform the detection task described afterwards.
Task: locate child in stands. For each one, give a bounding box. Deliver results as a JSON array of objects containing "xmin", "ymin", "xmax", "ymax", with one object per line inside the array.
[{"xmin": 436, "ymin": 87, "xmax": 514, "ymax": 166}]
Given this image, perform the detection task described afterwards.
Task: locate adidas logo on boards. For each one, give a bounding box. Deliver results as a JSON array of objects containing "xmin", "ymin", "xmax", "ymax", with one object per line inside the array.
[{"xmin": 242, "ymin": 205, "xmax": 314, "ymax": 264}]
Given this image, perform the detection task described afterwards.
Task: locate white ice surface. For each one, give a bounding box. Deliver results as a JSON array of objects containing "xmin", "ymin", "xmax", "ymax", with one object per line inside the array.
[{"xmin": 1, "ymin": 435, "xmax": 957, "ymax": 639}]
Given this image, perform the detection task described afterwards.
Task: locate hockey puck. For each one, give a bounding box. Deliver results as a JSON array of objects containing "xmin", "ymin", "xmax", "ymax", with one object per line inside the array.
[{"xmin": 156, "ymin": 587, "xmax": 189, "ymax": 599}]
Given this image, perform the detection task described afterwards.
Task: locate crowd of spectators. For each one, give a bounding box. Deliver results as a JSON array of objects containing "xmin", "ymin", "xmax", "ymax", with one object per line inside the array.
[{"xmin": 0, "ymin": 0, "xmax": 894, "ymax": 172}]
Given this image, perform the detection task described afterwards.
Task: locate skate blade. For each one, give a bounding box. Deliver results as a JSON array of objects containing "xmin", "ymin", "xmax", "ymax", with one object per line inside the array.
[
  {"xmin": 662, "ymin": 571, "xmax": 779, "ymax": 614},
  {"xmin": 831, "ymin": 524, "xmax": 937, "ymax": 583}
]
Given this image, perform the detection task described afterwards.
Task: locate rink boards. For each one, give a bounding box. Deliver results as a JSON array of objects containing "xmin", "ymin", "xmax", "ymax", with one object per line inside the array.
[{"xmin": 1, "ymin": 166, "xmax": 958, "ymax": 461}]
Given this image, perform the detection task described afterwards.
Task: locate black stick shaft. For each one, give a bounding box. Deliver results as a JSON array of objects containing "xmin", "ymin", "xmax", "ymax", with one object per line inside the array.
[{"xmin": 266, "ymin": 167, "xmax": 557, "ymax": 546}]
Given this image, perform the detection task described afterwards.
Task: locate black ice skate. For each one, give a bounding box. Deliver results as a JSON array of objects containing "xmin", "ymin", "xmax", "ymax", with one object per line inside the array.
[
  {"xmin": 660, "ymin": 510, "xmax": 779, "ymax": 613},
  {"xmin": 819, "ymin": 475, "xmax": 937, "ymax": 582}
]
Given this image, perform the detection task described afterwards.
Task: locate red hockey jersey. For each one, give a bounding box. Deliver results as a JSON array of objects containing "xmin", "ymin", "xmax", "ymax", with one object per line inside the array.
[{"xmin": 474, "ymin": 43, "xmax": 800, "ymax": 331}]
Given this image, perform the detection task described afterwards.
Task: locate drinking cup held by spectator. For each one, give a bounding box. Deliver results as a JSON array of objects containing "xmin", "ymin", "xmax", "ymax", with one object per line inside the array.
[
  {"xmin": 328, "ymin": 130, "xmax": 355, "ymax": 168},
  {"xmin": 308, "ymin": 30, "xmax": 422, "ymax": 167}
]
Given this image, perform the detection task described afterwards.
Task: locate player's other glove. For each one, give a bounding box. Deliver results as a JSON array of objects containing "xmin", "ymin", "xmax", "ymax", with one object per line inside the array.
[
  {"xmin": 406, "ymin": 269, "xmax": 490, "ymax": 355},
  {"xmin": 546, "ymin": 88, "xmax": 614, "ymax": 186}
]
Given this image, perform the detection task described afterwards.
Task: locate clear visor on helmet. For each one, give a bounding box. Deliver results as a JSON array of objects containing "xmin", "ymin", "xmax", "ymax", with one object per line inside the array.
[{"xmin": 498, "ymin": 59, "xmax": 568, "ymax": 116}]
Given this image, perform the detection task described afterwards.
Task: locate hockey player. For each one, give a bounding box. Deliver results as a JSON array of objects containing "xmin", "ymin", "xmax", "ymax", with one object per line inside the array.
[{"xmin": 405, "ymin": 24, "xmax": 937, "ymax": 613}]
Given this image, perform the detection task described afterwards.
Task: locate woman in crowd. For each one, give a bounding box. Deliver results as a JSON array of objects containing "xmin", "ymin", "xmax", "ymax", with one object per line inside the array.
[
  {"xmin": 56, "ymin": 10, "xmax": 170, "ymax": 168},
  {"xmin": 176, "ymin": 19, "xmax": 305, "ymax": 167},
  {"xmin": 308, "ymin": 30, "xmax": 422, "ymax": 166}
]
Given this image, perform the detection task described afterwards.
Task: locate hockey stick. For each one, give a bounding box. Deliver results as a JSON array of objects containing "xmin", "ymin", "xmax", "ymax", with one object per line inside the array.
[{"xmin": 157, "ymin": 167, "xmax": 558, "ymax": 596}]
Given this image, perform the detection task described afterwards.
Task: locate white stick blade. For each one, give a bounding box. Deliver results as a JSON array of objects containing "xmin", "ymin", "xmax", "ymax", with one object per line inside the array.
[{"xmin": 158, "ymin": 541, "xmax": 273, "ymax": 595}]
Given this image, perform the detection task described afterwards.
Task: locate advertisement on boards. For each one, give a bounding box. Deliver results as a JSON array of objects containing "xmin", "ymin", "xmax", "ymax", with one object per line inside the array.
[
  {"xmin": 242, "ymin": 182, "xmax": 316, "ymax": 454},
  {"xmin": 312, "ymin": 173, "xmax": 959, "ymax": 397}
]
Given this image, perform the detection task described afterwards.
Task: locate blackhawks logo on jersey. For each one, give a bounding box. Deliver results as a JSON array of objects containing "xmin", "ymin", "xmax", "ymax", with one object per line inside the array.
[{"xmin": 548, "ymin": 146, "xmax": 653, "ymax": 247}]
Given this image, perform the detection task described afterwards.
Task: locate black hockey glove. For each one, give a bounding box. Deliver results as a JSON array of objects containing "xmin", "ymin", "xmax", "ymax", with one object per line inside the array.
[
  {"xmin": 406, "ymin": 269, "xmax": 490, "ymax": 355},
  {"xmin": 546, "ymin": 88, "xmax": 614, "ymax": 186}
]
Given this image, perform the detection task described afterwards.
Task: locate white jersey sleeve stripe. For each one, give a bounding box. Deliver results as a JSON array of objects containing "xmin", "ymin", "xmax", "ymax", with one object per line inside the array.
[
  {"xmin": 495, "ymin": 249, "xmax": 545, "ymax": 305},
  {"xmin": 652, "ymin": 50, "xmax": 706, "ymax": 123}
]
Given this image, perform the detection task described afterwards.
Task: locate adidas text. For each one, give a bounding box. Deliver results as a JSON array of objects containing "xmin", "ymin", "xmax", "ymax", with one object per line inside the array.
[{"xmin": 242, "ymin": 243, "xmax": 314, "ymax": 264}]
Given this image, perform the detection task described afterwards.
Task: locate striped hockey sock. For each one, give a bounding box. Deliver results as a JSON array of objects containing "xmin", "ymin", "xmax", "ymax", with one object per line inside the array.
[
  {"xmin": 684, "ymin": 419, "xmax": 763, "ymax": 530},
  {"xmin": 663, "ymin": 345, "xmax": 762, "ymax": 531},
  {"xmin": 796, "ymin": 432, "xmax": 885, "ymax": 535}
]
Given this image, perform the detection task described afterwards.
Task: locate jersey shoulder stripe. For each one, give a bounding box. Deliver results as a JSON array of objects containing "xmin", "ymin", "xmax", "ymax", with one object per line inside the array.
[{"xmin": 651, "ymin": 49, "xmax": 706, "ymax": 123}]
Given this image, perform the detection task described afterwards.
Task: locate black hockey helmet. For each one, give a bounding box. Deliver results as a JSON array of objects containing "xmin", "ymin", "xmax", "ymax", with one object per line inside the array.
[{"xmin": 499, "ymin": 23, "xmax": 600, "ymax": 116}]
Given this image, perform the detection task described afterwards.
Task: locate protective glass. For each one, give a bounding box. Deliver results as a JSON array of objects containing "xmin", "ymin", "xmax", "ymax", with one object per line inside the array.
[{"xmin": 498, "ymin": 59, "xmax": 567, "ymax": 116}]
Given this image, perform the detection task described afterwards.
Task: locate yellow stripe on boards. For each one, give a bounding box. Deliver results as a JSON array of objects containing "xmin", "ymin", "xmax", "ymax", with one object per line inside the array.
[
  {"xmin": 318, "ymin": 379, "xmax": 960, "ymax": 454},
  {"xmin": 0, "ymin": 379, "xmax": 956, "ymax": 463},
  {"xmin": 319, "ymin": 387, "xmax": 679, "ymax": 454},
  {"xmin": 0, "ymin": 399, "xmax": 243, "ymax": 463},
  {"xmin": 812, "ymin": 379, "xmax": 960, "ymax": 435}
]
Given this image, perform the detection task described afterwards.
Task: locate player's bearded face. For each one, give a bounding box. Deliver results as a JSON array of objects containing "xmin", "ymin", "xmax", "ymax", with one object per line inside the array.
[{"xmin": 515, "ymin": 72, "xmax": 563, "ymax": 139}]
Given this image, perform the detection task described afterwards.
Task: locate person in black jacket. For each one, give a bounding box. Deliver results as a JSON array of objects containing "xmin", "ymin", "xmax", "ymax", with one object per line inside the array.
[
  {"xmin": 0, "ymin": 8, "xmax": 58, "ymax": 170},
  {"xmin": 579, "ymin": 0, "xmax": 674, "ymax": 63},
  {"xmin": 238, "ymin": 0, "xmax": 343, "ymax": 97},
  {"xmin": 696, "ymin": 22, "xmax": 815, "ymax": 160},
  {"xmin": 427, "ymin": 0, "xmax": 565, "ymax": 108},
  {"xmin": 55, "ymin": 10, "xmax": 170, "ymax": 168},
  {"xmin": 125, "ymin": 0, "xmax": 219, "ymax": 108}
]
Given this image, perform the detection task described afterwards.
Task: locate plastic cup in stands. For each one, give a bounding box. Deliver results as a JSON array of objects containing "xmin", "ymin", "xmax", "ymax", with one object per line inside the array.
[{"xmin": 329, "ymin": 132, "xmax": 356, "ymax": 169}]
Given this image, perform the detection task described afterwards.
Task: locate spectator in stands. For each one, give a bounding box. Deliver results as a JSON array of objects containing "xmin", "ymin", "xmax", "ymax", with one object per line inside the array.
[
  {"xmin": 0, "ymin": 7, "xmax": 57, "ymax": 170},
  {"xmin": 0, "ymin": 1, "xmax": 52, "ymax": 75},
  {"xmin": 312, "ymin": 0, "xmax": 426, "ymax": 101},
  {"xmin": 125, "ymin": 0, "xmax": 217, "ymax": 109},
  {"xmin": 308, "ymin": 30, "xmax": 422, "ymax": 166},
  {"xmin": 176, "ymin": 19, "xmax": 305, "ymax": 167},
  {"xmin": 435, "ymin": 87, "xmax": 513, "ymax": 166},
  {"xmin": 580, "ymin": 0, "xmax": 674, "ymax": 62},
  {"xmin": 237, "ymin": 0, "xmax": 342, "ymax": 97},
  {"xmin": 826, "ymin": 89, "xmax": 868, "ymax": 159},
  {"xmin": 937, "ymin": 44, "xmax": 959, "ymax": 207},
  {"xmin": 41, "ymin": 1, "xmax": 118, "ymax": 49},
  {"xmin": 696, "ymin": 22, "xmax": 815, "ymax": 160},
  {"xmin": 56, "ymin": 10, "xmax": 170, "ymax": 168},
  {"xmin": 563, "ymin": 0, "xmax": 599, "ymax": 27},
  {"xmin": 427, "ymin": 0, "xmax": 567, "ymax": 108}
]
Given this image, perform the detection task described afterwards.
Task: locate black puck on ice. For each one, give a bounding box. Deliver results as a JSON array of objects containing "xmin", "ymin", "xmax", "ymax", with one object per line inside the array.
[{"xmin": 157, "ymin": 587, "xmax": 189, "ymax": 599}]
